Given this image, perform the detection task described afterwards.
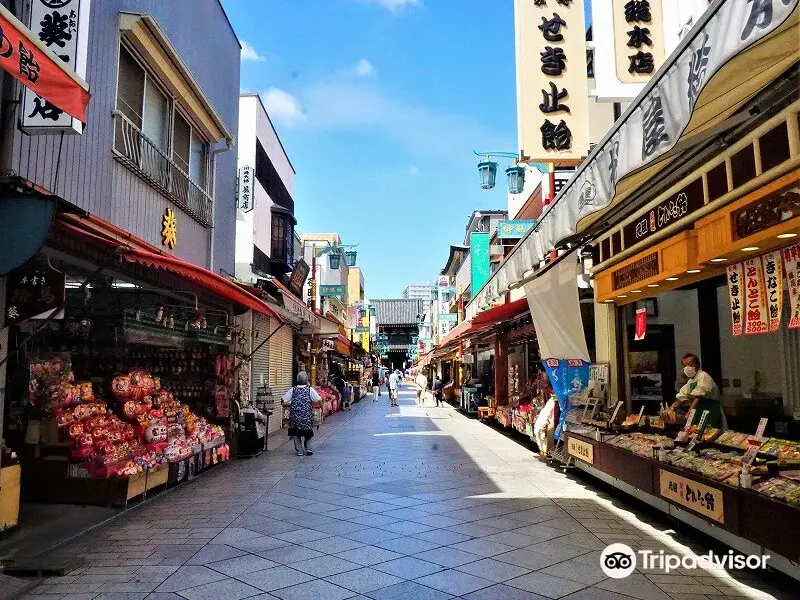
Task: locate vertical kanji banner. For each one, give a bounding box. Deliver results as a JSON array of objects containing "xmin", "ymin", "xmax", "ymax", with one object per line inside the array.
[
  {"xmin": 743, "ymin": 257, "xmax": 768, "ymax": 335},
  {"xmin": 727, "ymin": 262, "xmax": 744, "ymax": 337},
  {"xmin": 0, "ymin": 4, "xmax": 89, "ymax": 122},
  {"xmin": 783, "ymin": 243, "xmax": 800, "ymax": 329},
  {"xmin": 761, "ymin": 251, "xmax": 783, "ymax": 333},
  {"xmin": 514, "ymin": 0, "xmax": 589, "ymax": 162}
]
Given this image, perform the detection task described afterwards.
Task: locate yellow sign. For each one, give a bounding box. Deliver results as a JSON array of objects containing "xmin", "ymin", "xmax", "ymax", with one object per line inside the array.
[
  {"xmin": 161, "ymin": 208, "xmax": 177, "ymax": 249},
  {"xmin": 514, "ymin": 0, "xmax": 589, "ymax": 162},
  {"xmin": 613, "ymin": 0, "xmax": 665, "ymax": 84},
  {"xmin": 659, "ymin": 470, "xmax": 724, "ymax": 523},
  {"xmin": 567, "ymin": 436, "xmax": 594, "ymax": 464}
]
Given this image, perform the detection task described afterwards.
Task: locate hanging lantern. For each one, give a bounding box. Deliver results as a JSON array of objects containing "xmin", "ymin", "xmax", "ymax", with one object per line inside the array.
[
  {"xmin": 477, "ymin": 159, "xmax": 498, "ymax": 190},
  {"xmin": 506, "ymin": 164, "xmax": 526, "ymax": 194},
  {"xmin": 329, "ymin": 252, "xmax": 341, "ymax": 269},
  {"xmin": 345, "ymin": 251, "xmax": 357, "ymax": 267}
]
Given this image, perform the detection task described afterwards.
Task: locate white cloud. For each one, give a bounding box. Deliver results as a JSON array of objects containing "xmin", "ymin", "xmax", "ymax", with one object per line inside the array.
[
  {"xmin": 355, "ymin": 59, "xmax": 375, "ymax": 77},
  {"xmin": 407, "ymin": 165, "xmax": 421, "ymax": 175},
  {"xmin": 360, "ymin": 0, "xmax": 421, "ymax": 12},
  {"xmin": 262, "ymin": 88, "xmax": 305, "ymax": 127},
  {"xmin": 297, "ymin": 80, "xmax": 509, "ymax": 164},
  {"xmin": 240, "ymin": 40, "xmax": 266, "ymax": 62}
]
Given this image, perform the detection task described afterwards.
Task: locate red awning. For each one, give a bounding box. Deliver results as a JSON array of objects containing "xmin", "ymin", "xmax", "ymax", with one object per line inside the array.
[
  {"xmin": 472, "ymin": 297, "xmax": 529, "ymax": 327},
  {"xmin": 0, "ymin": 6, "xmax": 90, "ymax": 122},
  {"xmin": 435, "ymin": 299, "xmax": 531, "ymax": 350},
  {"xmin": 52, "ymin": 218, "xmax": 280, "ymax": 320},
  {"xmin": 123, "ymin": 249, "xmax": 280, "ymax": 319}
]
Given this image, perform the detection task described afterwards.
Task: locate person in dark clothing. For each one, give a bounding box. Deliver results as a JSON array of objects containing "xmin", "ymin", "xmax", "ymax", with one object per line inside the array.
[
  {"xmin": 371, "ymin": 370, "xmax": 381, "ymax": 401},
  {"xmin": 432, "ymin": 376, "xmax": 443, "ymax": 407}
]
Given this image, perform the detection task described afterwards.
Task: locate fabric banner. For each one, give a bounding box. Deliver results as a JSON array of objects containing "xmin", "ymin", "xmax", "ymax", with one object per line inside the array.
[
  {"xmin": 762, "ymin": 251, "xmax": 783, "ymax": 333},
  {"xmin": 743, "ymin": 257, "xmax": 768, "ymax": 335},
  {"xmin": 542, "ymin": 358, "xmax": 591, "ymax": 441},
  {"xmin": 523, "ymin": 251, "xmax": 589, "ymax": 361},
  {"xmin": 469, "ymin": 0, "xmax": 799, "ymax": 310},
  {"xmin": 726, "ymin": 262, "xmax": 744, "ymax": 337},
  {"xmin": 783, "ymin": 243, "xmax": 800, "ymax": 329}
]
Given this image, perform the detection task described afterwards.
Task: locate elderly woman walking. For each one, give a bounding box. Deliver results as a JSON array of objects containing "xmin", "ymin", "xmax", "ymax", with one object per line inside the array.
[{"xmin": 282, "ymin": 371, "xmax": 321, "ymax": 456}]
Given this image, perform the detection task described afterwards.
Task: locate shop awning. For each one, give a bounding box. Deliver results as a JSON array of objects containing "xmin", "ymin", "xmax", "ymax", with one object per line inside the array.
[
  {"xmin": 52, "ymin": 217, "xmax": 281, "ymax": 320},
  {"xmin": 0, "ymin": 5, "xmax": 90, "ymax": 122},
  {"xmin": 472, "ymin": 298, "xmax": 529, "ymax": 328},
  {"xmin": 467, "ymin": 0, "xmax": 800, "ymax": 315}
]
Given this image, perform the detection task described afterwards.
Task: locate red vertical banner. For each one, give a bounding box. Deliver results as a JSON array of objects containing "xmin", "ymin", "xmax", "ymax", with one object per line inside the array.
[
  {"xmin": 727, "ymin": 263, "xmax": 744, "ymax": 336},
  {"xmin": 761, "ymin": 251, "xmax": 783, "ymax": 333},
  {"xmin": 743, "ymin": 258, "xmax": 768, "ymax": 335},
  {"xmin": 783, "ymin": 243, "xmax": 800, "ymax": 329},
  {"xmin": 634, "ymin": 307, "xmax": 647, "ymax": 341}
]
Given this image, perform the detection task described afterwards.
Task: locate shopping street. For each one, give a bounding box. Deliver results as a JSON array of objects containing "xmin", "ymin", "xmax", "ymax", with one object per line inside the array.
[{"xmin": 13, "ymin": 384, "xmax": 794, "ymax": 600}]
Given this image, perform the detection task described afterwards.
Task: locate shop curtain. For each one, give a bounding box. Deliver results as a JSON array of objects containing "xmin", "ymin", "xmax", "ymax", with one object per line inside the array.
[{"xmin": 523, "ymin": 251, "xmax": 589, "ymax": 362}]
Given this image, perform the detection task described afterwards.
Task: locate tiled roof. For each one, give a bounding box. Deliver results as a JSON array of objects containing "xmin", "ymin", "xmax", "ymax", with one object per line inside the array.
[{"xmin": 373, "ymin": 299, "xmax": 425, "ymax": 325}]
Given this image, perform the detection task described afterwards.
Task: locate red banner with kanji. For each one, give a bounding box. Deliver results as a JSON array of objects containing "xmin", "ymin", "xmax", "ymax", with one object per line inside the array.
[
  {"xmin": 0, "ymin": 7, "xmax": 89, "ymax": 122},
  {"xmin": 783, "ymin": 243, "xmax": 800, "ymax": 329}
]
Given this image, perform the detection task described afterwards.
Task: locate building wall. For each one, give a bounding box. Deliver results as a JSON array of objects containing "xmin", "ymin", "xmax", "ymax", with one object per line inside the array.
[
  {"xmin": 6, "ymin": 0, "xmax": 240, "ymax": 271},
  {"xmin": 348, "ymin": 267, "xmax": 365, "ymax": 305}
]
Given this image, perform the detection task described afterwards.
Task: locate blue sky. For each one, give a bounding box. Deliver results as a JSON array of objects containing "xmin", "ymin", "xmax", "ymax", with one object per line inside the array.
[{"xmin": 222, "ymin": 0, "xmax": 541, "ymax": 298}]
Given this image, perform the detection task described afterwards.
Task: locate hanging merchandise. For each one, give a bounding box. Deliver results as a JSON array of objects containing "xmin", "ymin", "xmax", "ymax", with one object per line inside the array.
[
  {"xmin": 743, "ymin": 257, "xmax": 768, "ymax": 335},
  {"xmin": 782, "ymin": 243, "xmax": 800, "ymax": 329}
]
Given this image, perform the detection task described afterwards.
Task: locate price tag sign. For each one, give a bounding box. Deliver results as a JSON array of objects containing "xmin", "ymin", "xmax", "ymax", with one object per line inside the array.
[
  {"xmin": 742, "ymin": 444, "xmax": 760, "ymax": 466},
  {"xmin": 636, "ymin": 405, "xmax": 646, "ymax": 428},
  {"xmin": 754, "ymin": 418, "xmax": 768, "ymax": 440},
  {"xmin": 685, "ymin": 410, "xmax": 710, "ymax": 452},
  {"xmin": 609, "ymin": 401, "xmax": 623, "ymax": 425},
  {"xmin": 683, "ymin": 409, "xmax": 697, "ymax": 430}
]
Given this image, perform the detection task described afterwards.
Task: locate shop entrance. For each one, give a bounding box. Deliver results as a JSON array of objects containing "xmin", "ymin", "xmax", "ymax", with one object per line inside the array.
[{"xmin": 626, "ymin": 324, "xmax": 676, "ymax": 414}]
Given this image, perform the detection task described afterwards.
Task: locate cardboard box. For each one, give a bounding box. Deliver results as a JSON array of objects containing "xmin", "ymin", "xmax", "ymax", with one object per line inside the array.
[{"xmin": 0, "ymin": 465, "xmax": 22, "ymax": 530}]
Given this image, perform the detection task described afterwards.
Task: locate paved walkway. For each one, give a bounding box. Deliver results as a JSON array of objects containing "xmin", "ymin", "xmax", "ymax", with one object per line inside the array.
[{"xmin": 18, "ymin": 385, "xmax": 793, "ymax": 600}]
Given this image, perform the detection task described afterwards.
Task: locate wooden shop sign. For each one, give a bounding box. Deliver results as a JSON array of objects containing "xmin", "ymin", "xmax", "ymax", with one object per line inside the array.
[
  {"xmin": 612, "ymin": 252, "xmax": 659, "ymax": 290},
  {"xmin": 567, "ymin": 436, "xmax": 594, "ymax": 464},
  {"xmin": 623, "ymin": 179, "xmax": 704, "ymax": 248},
  {"xmin": 659, "ymin": 470, "xmax": 724, "ymax": 523}
]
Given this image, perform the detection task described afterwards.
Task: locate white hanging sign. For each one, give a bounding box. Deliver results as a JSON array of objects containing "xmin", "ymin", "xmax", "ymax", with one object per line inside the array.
[
  {"xmin": 761, "ymin": 251, "xmax": 783, "ymax": 333},
  {"xmin": 726, "ymin": 262, "xmax": 744, "ymax": 337},
  {"xmin": 237, "ymin": 165, "xmax": 254, "ymax": 213},
  {"xmin": 783, "ymin": 243, "xmax": 800, "ymax": 329},
  {"xmin": 21, "ymin": 0, "xmax": 90, "ymax": 135}
]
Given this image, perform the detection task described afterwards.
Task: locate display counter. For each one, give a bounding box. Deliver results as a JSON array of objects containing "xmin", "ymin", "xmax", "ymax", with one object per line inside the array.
[{"xmin": 563, "ymin": 429, "xmax": 800, "ymax": 578}]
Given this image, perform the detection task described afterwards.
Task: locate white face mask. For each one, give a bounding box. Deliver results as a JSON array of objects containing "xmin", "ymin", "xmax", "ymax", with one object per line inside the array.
[{"xmin": 684, "ymin": 366, "xmax": 697, "ymax": 378}]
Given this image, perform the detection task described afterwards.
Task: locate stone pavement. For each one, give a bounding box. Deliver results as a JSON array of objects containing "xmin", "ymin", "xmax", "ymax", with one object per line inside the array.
[{"xmin": 17, "ymin": 384, "xmax": 794, "ymax": 600}]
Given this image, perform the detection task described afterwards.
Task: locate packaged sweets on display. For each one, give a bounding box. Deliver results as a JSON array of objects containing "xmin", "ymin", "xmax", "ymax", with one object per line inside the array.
[{"xmin": 607, "ymin": 433, "xmax": 674, "ymax": 457}]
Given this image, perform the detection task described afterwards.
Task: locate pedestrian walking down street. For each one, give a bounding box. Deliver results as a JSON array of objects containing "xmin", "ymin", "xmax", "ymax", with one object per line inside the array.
[
  {"xmin": 341, "ymin": 382, "xmax": 352, "ymax": 411},
  {"xmin": 371, "ymin": 369, "xmax": 381, "ymax": 401},
  {"xmin": 282, "ymin": 371, "xmax": 320, "ymax": 456},
  {"xmin": 432, "ymin": 375, "xmax": 443, "ymax": 407},
  {"xmin": 389, "ymin": 370, "xmax": 400, "ymax": 407},
  {"xmin": 415, "ymin": 371, "xmax": 428, "ymax": 406}
]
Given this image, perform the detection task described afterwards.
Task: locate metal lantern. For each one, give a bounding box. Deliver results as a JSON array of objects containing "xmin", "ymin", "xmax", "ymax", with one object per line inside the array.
[
  {"xmin": 345, "ymin": 251, "xmax": 357, "ymax": 267},
  {"xmin": 506, "ymin": 164, "xmax": 526, "ymax": 194},
  {"xmin": 329, "ymin": 251, "xmax": 341, "ymax": 269},
  {"xmin": 477, "ymin": 159, "xmax": 498, "ymax": 190}
]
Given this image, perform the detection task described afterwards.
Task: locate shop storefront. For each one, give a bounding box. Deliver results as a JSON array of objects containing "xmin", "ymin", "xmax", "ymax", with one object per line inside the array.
[
  {"xmin": 1, "ymin": 213, "xmax": 283, "ymax": 509},
  {"xmin": 566, "ymin": 104, "xmax": 800, "ymax": 578}
]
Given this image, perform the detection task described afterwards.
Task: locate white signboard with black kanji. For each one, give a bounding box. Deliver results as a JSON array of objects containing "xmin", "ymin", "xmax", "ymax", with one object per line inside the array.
[{"xmin": 21, "ymin": 0, "xmax": 91, "ymax": 135}]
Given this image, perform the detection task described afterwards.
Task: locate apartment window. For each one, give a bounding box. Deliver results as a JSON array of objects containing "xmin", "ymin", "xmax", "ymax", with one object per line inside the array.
[
  {"xmin": 114, "ymin": 44, "xmax": 212, "ymax": 224},
  {"xmin": 173, "ymin": 111, "xmax": 208, "ymax": 188},
  {"xmin": 271, "ymin": 213, "xmax": 294, "ymax": 267}
]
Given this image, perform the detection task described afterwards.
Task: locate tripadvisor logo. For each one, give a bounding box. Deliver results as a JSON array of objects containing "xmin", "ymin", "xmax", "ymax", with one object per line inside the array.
[{"xmin": 600, "ymin": 543, "xmax": 770, "ymax": 579}]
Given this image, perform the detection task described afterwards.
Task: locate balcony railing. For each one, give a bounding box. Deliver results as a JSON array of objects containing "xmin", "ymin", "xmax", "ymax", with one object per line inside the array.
[{"xmin": 112, "ymin": 110, "xmax": 212, "ymax": 226}]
